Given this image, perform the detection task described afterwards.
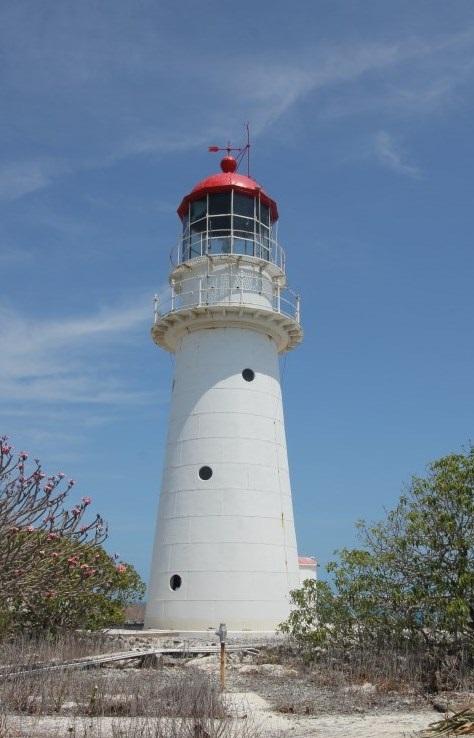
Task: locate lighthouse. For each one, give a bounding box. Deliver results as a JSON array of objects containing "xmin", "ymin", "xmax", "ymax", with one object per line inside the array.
[{"xmin": 145, "ymin": 148, "xmax": 303, "ymax": 631}]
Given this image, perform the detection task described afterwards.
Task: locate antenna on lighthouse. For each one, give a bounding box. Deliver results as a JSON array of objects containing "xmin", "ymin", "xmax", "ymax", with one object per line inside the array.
[{"xmin": 208, "ymin": 123, "xmax": 251, "ymax": 176}]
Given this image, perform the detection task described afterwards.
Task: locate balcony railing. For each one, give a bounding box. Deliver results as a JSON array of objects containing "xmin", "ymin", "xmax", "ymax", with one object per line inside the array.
[
  {"xmin": 170, "ymin": 229, "xmax": 286, "ymax": 272},
  {"xmin": 154, "ymin": 273, "xmax": 301, "ymax": 324}
]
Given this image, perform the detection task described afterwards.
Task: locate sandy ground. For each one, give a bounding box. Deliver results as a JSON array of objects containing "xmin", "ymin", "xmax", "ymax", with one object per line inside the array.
[{"xmin": 7, "ymin": 692, "xmax": 436, "ymax": 737}]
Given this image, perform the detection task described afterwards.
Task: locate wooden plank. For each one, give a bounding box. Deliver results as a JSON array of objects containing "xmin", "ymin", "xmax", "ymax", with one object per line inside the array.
[{"xmin": 0, "ymin": 644, "xmax": 262, "ymax": 679}]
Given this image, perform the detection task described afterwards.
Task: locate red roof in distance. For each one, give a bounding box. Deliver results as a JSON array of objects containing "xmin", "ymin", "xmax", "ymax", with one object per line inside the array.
[
  {"xmin": 177, "ymin": 156, "xmax": 278, "ymax": 221},
  {"xmin": 298, "ymin": 556, "xmax": 317, "ymax": 567}
]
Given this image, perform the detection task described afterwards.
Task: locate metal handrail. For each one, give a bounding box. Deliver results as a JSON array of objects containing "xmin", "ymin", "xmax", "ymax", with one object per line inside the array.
[
  {"xmin": 154, "ymin": 273, "xmax": 301, "ymax": 324},
  {"xmin": 170, "ymin": 229, "xmax": 286, "ymax": 272}
]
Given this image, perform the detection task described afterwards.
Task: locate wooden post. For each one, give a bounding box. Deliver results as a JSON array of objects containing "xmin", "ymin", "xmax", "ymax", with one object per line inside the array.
[
  {"xmin": 215, "ymin": 623, "xmax": 227, "ymax": 691},
  {"xmin": 220, "ymin": 641, "xmax": 226, "ymax": 691}
]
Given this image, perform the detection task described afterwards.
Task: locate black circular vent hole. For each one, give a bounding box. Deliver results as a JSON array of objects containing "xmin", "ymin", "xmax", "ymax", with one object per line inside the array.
[
  {"xmin": 242, "ymin": 368, "xmax": 255, "ymax": 382},
  {"xmin": 199, "ymin": 466, "xmax": 213, "ymax": 481},
  {"xmin": 170, "ymin": 574, "xmax": 182, "ymax": 591}
]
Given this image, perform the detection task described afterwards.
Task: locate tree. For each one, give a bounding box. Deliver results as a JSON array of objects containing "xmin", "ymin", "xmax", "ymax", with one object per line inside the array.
[
  {"xmin": 281, "ymin": 446, "xmax": 474, "ymax": 687},
  {"xmin": 0, "ymin": 436, "xmax": 145, "ymax": 634},
  {"xmin": 17, "ymin": 540, "xmax": 146, "ymax": 631}
]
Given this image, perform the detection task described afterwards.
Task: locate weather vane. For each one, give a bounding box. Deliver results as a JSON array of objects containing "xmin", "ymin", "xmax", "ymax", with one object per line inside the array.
[{"xmin": 208, "ymin": 122, "xmax": 251, "ymax": 176}]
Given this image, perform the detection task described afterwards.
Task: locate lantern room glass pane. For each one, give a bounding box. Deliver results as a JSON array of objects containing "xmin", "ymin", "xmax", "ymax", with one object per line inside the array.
[
  {"xmin": 208, "ymin": 192, "xmax": 231, "ymax": 214},
  {"xmin": 190, "ymin": 218, "xmax": 207, "ymax": 234},
  {"xmin": 208, "ymin": 214, "xmax": 231, "ymax": 232},
  {"xmin": 191, "ymin": 198, "xmax": 206, "ymax": 221},
  {"xmin": 260, "ymin": 203, "xmax": 270, "ymax": 226},
  {"xmin": 233, "ymin": 193, "xmax": 255, "ymax": 217},
  {"xmin": 233, "ymin": 215, "xmax": 254, "ymax": 236},
  {"xmin": 182, "ymin": 213, "xmax": 190, "ymax": 235}
]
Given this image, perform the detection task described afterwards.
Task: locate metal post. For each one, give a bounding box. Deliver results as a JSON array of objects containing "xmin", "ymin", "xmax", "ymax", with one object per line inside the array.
[
  {"xmin": 153, "ymin": 294, "xmax": 159, "ymax": 324},
  {"xmin": 296, "ymin": 295, "xmax": 301, "ymax": 323},
  {"xmin": 215, "ymin": 623, "xmax": 227, "ymax": 691},
  {"xmin": 276, "ymin": 284, "xmax": 281, "ymax": 313},
  {"xmin": 198, "ymin": 278, "xmax": 202, "ymax": 307}
]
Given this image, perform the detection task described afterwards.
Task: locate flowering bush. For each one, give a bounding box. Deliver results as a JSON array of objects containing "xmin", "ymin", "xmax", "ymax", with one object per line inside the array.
[{"xmin": 0, "ymin": 436, "xmax": 145, "ymax": 634}]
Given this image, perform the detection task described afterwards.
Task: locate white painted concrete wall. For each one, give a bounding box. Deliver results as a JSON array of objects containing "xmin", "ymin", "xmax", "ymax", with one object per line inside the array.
[
  {"xmin": 145, "ymin": 326, "xmax": 300, "ymax": 630},
  {"xmin": 298, "ymin": 565, "xmax": 317, "ymax": 586}
]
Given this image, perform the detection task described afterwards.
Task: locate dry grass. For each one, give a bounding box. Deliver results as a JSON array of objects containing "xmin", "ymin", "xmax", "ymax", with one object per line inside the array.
[
  {"xmin": 261, "ymin": 641, "xmax": 474, "ymax": 693},
  {"xmin": 0, "ymin": 634, "xmax": 261, "ymax": 737},
  {"xmin": 232, "ymin": 642, "xmax": 469, "ymax": 715},
  {"xmin": 0, "ymin": 631, "xmax": 120, "ymax": 671},
  {"xmin": 0, "ymin": 665, "xmax": 225, "ymax": 719},
  {"xmin": 0, "ymin": 716, "xmax": 261, "ymax": 738}
]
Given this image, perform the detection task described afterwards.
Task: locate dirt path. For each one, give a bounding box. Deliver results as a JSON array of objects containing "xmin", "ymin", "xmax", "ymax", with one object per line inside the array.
[{"xmin": 229, "ymin": 692, "xmax": 434, "ymax": 737}]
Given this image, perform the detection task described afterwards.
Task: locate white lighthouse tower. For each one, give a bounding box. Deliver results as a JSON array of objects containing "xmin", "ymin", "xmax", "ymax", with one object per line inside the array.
[{"xmin": 145, "ymin": 148, "xmax": 303, "ymax": 631}]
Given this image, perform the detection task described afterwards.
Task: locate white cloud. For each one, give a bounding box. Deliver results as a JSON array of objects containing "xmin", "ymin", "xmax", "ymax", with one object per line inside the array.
[
  {"xmin": 0, "ymin": 299, "xmax": 151, "ymax": 404},
  {"xmin": 373, "ymin": 131, "xmax": 421, "ymax": 179},
  {"xmin": 1, "ymin": 25, "xmax": 473, "ymax": 199},
  {"xmin": 0, "ymin": 160, "xmax": 68, "ymax": 201},
  {"xmin": 227, "ymin": 29, "xmax": 474, "ymax": 134}
]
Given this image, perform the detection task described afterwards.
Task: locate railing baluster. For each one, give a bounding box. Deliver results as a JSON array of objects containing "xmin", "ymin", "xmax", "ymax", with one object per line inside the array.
[{"xmin": 155, "ymin": 264, "xmax": 300, "ymax": 325}]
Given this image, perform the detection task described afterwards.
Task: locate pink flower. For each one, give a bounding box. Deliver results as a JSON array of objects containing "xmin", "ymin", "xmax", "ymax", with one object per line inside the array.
[
  {"xmin": 47, "ymin": 533, "xmax": 60, "ymax": 541},
  {"xmin": 26, "ymin": 526, "xmax": 35, "ymax": 533},
  {"xmin": 69, "ymin": 479, "xmax": 76, "ymax": 486},
  {"xmin": 19, "ymin": 451, "xmax": 28, "ymax": 460},
  {"xmin": 116, "ymin": 564, "xmax": 127, "ymax": 574},
  {"xmin": 81, "ymin": 496, "xmax": 92, "ymax": 506},
  {"xmin": 1, "ymin": 445, "xmax": 11, "ymax": 454},
  {"xmin": 58, "ymin": 472, "xmax": 65, "ymax": 479},
  {"xmin": 51, "ymin": 552, "xmax": 59, "ymax": 558}
]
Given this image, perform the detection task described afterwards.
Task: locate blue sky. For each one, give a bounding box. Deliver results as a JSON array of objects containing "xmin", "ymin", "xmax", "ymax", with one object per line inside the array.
[{"xmin": 1, "ymin": 0, "xmax": 473, "ymax": 583}]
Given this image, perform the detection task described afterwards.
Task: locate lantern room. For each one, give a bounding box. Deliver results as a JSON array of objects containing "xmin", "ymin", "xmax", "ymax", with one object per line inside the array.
[{"xmin": 177, "ymin": 156, "xmax": 279, "ymax": 265}]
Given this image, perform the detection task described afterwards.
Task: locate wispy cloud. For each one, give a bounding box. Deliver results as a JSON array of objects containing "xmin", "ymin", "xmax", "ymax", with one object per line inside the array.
[
  {"xmin": 228, "ymin": 29, "xmax": 474, "ymax": 134},
  {"xmin": 0, "ymin": 159, "xmax": 68, "ymax": 200},
  {"xmin": 0, "ymin": 299, "xmax": 150, "ymax": 404},
  {"xmin": 0, "ymin": 245, "xmax": 35, "ymax": 266},
  {"xmin": 373, "ymin": 131, "xmax": 421, "ymax": 178},
  {"xmin": 1, "ymin": 21, "xmax": 473, "ymax": 199}
]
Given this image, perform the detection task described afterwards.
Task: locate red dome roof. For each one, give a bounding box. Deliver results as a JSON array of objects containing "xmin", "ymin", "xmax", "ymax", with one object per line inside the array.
[{"xmin": 177, "ymin": 165, "xmax": 278, "ymax": 221}]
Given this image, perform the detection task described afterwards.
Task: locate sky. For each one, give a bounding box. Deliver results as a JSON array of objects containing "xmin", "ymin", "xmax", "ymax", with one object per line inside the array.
[{"xmin": 1, "ymin": 0, "xmax": 473, "ymax": 584}]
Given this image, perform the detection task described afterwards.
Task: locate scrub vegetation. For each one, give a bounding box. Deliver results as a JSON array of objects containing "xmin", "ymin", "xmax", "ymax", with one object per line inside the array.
[{"xmin": 281, "ymin": 445, "xmax": 474, "ymax": 694}]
